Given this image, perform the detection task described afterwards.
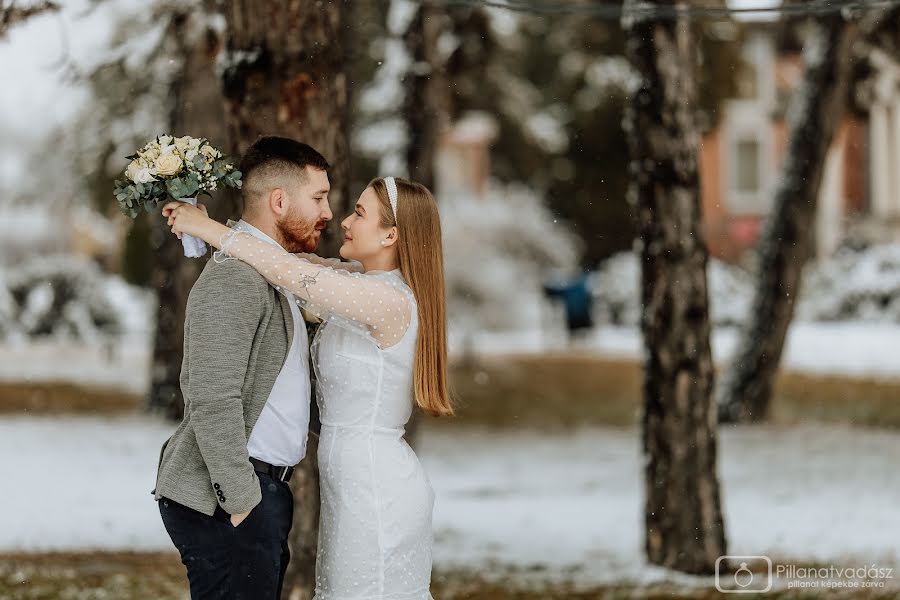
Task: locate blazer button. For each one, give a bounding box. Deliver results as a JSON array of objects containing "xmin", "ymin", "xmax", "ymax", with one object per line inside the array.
[
  {"xmin": 214, "ymin": 483, "xmax": 221, "ymax": 490},
  {"xmin": 220, "ymin": 496, "xmax": 226, "ymax": 502}
]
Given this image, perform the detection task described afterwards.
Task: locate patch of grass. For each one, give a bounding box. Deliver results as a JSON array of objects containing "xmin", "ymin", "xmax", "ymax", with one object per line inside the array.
[
  {"xmin": 1, "ymin": 553, "xmax": 896, "ymax": 600},
  {"xmin": 0, "ymin": 552, "xmax": 186, "ymax": 600},
  {"xmin": 3, "ymin": 354, "xmax": 900, "ymax": 430},
  {"xmin": 772, "ymin": 372, "xmax": 900, "ymax": 429},
  {"xmin": 448, "ymin": 353, "xmax": 642, "ymax": 429},
  {"xmin": 0, "ymin": 382, "xmax": 141, "ymax": 414},
  {"xmin": 445, "ymin": 354, "xmax": 900, "ymax": 430}
]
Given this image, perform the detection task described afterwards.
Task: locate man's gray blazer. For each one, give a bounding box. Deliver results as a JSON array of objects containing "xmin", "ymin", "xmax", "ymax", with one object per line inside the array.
[{"xmin": 153, "ymin": 256, "xmax": 318, "ymax": 516}]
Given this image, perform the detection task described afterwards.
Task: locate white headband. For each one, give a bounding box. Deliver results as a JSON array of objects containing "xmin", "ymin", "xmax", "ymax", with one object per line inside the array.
[{"xmin": 384, "ymin": 176, "xmax": 399, "ymax": 223}]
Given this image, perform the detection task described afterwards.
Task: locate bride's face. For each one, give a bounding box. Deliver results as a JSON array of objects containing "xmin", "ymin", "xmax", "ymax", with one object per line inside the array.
[{"xmin": 340, "ymin": 187, "xmax": 394, "ymax": 262}]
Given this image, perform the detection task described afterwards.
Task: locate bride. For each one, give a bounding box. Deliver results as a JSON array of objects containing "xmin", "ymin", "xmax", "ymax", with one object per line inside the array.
[{"xmin": 164, "ymin": 176, "xmax": 453, "ymax": 600}]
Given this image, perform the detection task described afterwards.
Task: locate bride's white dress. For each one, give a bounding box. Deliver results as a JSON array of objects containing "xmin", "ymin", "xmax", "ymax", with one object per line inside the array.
[{"xmin": 217, "ymin": 234, "xmax": 435, "ymax": 600}]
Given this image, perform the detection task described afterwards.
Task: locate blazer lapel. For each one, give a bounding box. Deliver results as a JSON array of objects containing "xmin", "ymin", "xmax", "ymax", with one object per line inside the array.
[{"xmin": 277, "ymin": 292, "xmax": 294, "ymax": 349}]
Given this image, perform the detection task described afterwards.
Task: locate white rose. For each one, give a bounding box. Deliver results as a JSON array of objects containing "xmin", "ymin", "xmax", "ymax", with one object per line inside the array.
[
  {"xmin": 200, "ymin": 145, "xmax": 219, "ymax": 159},
  {"xmin": 158, "ymin": 135, "xmax": 173, "ymax": 146},
  {"xmin": 188, "ymin": 137, "xmax": 202, "ymax": 151},
  {"xmin": 134, "ymin": 167, "xmax": 157, "ymax": 184},
  {"xmin": 155, "ymin": 153, "xmax": 184, "ymax": 177},
  {"xmin": 185, "ymin": 149, "xmax": 199, "ymax": 162},
  {"xmin": 143, "ymin": 145, "xmax": 160, "ymax": 161},
  {"xmin": 174, "ymin": 136, "xmax": 191, "ymax": 152},
  {"xmin": 125, "ymin": 159, "xmax": 142, "ymax": 183}
]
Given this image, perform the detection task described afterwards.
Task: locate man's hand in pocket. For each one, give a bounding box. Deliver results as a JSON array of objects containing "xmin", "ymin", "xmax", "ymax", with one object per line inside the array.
[{"xmin": 230, "ymin": 510, "xmax": 251, "ymax": 528}]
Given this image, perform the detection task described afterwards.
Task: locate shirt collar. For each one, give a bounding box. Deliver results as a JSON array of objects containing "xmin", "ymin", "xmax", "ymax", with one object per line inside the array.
[
  {"xmin": 230, "ymin": 219, "xmax": 286, "ymax": 251},
  {"xmin": 228, "ymin": 220, "xmax": 298, "ymax": 304}
]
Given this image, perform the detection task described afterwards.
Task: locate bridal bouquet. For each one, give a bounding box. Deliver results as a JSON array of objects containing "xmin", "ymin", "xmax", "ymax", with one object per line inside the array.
[{"xmin": 113, "ymin": 135, "xmax": 242, "ymax": 257}]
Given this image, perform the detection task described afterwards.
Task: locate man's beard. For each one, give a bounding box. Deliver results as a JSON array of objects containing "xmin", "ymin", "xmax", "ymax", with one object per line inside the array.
[{"xmin": 276, "ymin": 209, "xmax": 324, "ymax": 253}]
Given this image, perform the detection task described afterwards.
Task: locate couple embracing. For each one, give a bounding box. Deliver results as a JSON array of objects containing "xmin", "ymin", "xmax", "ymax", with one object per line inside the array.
[{"xmin": 152, "ymin": 135, "xmax": 453, "ymax": 600}]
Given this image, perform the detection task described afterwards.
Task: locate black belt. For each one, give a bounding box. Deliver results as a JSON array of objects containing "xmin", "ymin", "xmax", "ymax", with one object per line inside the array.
[{"xmin": 249, "ymin": 457, "xmax": 295, "ymax": 483}]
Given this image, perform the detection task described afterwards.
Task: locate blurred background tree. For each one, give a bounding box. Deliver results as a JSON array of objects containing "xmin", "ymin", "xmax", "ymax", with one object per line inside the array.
[
  {"xmin": 219, "ymin": 1, "xmax": 353, "ymax": 596},
  {"xmin": 623, "ymin": 0, "xmax": 726, "ymax": 574},
  {"xmin": 718, "ymin": 2, "xmax": 900, "ymax": 424},
  {"xmin": 148, "ymin": 5, "xmax": 232, "ymax": 420}
]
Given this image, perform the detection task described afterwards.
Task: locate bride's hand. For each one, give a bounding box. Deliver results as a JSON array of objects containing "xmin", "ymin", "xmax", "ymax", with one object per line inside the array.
[{"xmin": 162, "ymin": 201, "xmax": 210, "ymax": 240}]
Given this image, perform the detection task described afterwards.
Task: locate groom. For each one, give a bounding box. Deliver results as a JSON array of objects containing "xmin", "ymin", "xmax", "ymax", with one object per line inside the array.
[{"xmin": 153, "ymin": 136, "xmax": 332, "ymax": 599}]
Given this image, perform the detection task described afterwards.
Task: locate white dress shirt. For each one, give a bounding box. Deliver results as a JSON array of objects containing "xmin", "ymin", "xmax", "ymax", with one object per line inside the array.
[{"xmin": 236, "ymin": 220, "xmax": 312, "ymax": 467}]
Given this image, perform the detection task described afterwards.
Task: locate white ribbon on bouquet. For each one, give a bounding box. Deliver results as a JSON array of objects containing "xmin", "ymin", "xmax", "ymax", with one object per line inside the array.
[{"xmin": 177, "ymin": 197, "xmax": 208, "ymax": 258}]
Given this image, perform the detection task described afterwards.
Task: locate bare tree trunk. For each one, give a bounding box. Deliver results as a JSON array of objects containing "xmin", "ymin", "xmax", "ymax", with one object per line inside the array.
[
  {"xmin": 622, "ymin": 0, "xmax": 726, "ymax": 574},
  {"xmin": 220, "ymin": 3, "xmax": 352, "ymax": 597},
  {"xmin": 148, "ymin": 11, "xmax": 230, "ymax": 420},
  {"xmin": 717, "ymin": 4, "xmax": 898, "ymax": 424}
]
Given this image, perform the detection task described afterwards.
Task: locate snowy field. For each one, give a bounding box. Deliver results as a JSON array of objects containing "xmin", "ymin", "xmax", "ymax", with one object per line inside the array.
[
  {"xmin": 2, "ymin": 415, "xmax": 897, "ymax": 589},
  {"xmin": 0, "ymin": 340, "xmax": 151, "ymax": 394}
]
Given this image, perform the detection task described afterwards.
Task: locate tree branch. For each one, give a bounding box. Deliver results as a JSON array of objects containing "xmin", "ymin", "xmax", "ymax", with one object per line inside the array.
[{"xmin": 0, "ymin": 0, "xmax": 59, "ymax": 38}]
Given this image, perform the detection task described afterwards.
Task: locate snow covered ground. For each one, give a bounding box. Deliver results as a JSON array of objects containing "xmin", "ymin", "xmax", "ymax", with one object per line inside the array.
[
  {"xmin": 429, "ymin": 424, "xmax": 900, "ymax": 586},
  {"xmin": 0, "ymin": 340, "xmax": 150, "ymax": 394},
  {"xmin": 2, "ymin": 415, "xmax": 897, "ymax": 589}
]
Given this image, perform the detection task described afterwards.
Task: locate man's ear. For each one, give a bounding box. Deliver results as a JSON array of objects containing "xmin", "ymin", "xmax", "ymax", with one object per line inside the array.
[{"xmin": 269, "ymin": 188, "xmax": 287, "ymax": 216}]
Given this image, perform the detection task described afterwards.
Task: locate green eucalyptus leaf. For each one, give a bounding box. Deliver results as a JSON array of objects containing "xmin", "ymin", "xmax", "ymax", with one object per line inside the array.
[
  {"xmin": 167, "ymin": 177, "xmax": 186, "ymax": 199},
  {"xmin": 183, "ymin": 172, "xmax": 200, "ymax": 197},
  {"xmin": 224, "ymin": 170, "xmax": 242, "ymax": 188}
]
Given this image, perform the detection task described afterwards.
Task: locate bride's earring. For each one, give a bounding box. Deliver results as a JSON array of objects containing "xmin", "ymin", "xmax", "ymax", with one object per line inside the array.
[{"xmin": 380, "ymin": 240, "xmax": 387, "ymax": 247}]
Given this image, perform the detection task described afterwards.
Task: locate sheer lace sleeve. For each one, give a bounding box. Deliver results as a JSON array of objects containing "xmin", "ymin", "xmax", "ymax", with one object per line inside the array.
[
  {"xmin": 217, "ymin": 231, "xmax": 412, "ymax": 348},
  {"xmin": 292, "ymin": 253, "xmax": 364, "ymax": 273}
]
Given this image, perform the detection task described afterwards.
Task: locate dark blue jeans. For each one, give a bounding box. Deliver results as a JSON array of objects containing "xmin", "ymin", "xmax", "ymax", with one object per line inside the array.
[{"xmin": 159, "ymin": 473, "xmax": 294, "ymax": 600}]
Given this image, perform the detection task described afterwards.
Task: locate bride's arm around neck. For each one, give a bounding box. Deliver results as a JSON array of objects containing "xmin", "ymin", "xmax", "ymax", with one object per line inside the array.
[{"xmin": 292, "ymin": 252, "xmax": 364, "ymax": 273}]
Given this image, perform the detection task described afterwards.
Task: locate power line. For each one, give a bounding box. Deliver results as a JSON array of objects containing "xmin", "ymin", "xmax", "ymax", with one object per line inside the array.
[
  {"xmin": 436, "ymin": 0, "xmax": 899, "ymax": 17},
  {"xmin": 427, "ymin": 0, "xmax": 900, "ymax": 19}
]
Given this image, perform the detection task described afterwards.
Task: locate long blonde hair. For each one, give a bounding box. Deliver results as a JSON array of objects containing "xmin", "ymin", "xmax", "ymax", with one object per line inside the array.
[{"xmin": 370, "ymin": 177, "xmax": 454, "ymax": 418}]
